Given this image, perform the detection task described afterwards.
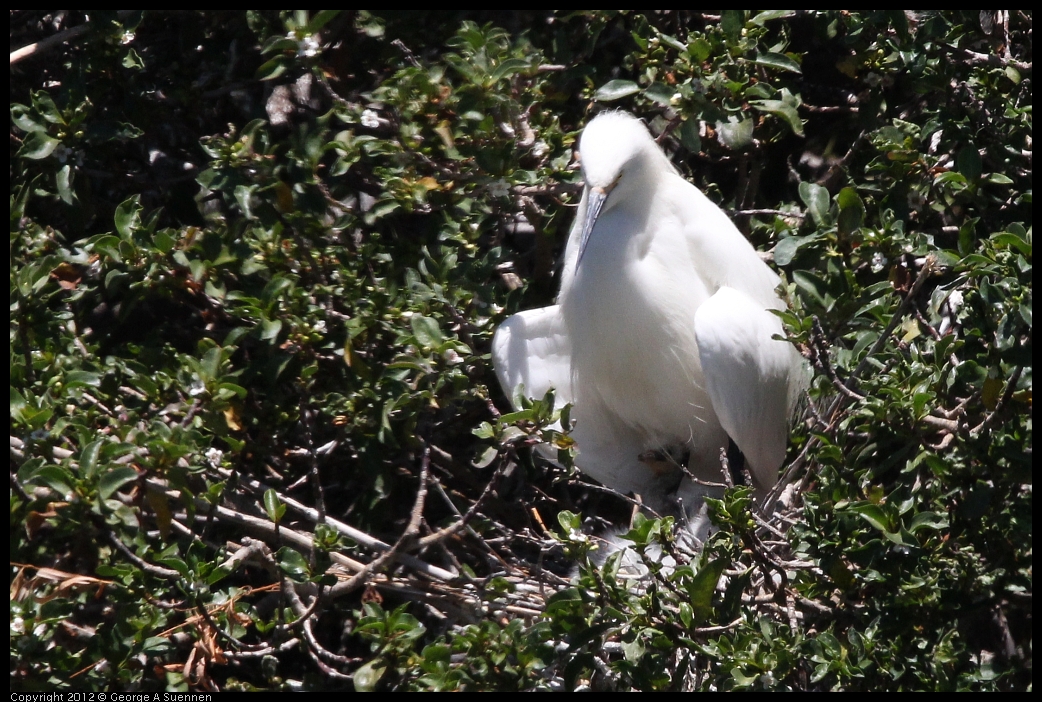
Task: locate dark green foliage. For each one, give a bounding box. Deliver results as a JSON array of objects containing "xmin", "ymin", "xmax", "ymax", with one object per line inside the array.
[{"xmin": 11, "ymin": 10, "xmax": 1030, "ymax": 691}]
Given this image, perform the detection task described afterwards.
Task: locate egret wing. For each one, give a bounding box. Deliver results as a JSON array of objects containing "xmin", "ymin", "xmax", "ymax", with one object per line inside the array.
[
  {"xmin": 694, "ymin": 287, "xmax": 797, "ymax": 491},
  {"xmin": 493, "ymin": 306, "xmax": 669, "ymax": 508},
  {"xmin": 492, "ymin": 305, "xmax": 573, "ymax": 408}
]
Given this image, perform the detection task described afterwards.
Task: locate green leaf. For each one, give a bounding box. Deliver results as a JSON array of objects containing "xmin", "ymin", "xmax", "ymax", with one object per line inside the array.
[
  {"xmin": 990, "ymin": 231, "xmax": 1032, "ymax": 256},
  {"xmin": 55, "ymin": 165, "xmax": 76, "ymax": 205},
  {"xmin": 353, "ymin": 658, "xmax": 388, "ymax": 692},
  {"xmin": 658, "ymin": 33, "xmax": 687, "ymax": 53},
  {"xmin": 908, "ymin": 511, "xmax": 948, "ymax": 533},
  {"xmin": 750, "ymin": 10, "xmax": 796, "ymax": 25},
  {"xmin": 622, "ymin": 636, "xmax": 645, "ymax": 662},
  {"xmin": 80, "ymin": 440, "xmax": 104, "ymax": 479},
  {"xmin": 594, "ymin": 80, "xmax": 640, "ymax": 102},
  {"xmin": 411, "ymin": 316, "xmax": 444, "ymax": 347},
  {"xmin": 122, "ymin": 48, "xmax": 144, "ymax": 69},
  {"xmin": 731, "ymin": 667, "xmax": 760, "ymax": 687},
  {"xmin": 643, "ymin": 82, "xmax": 674, "ymax": 106},
  {"xmin": 687, "ymin": 558, "xmax": 727, "ymax": 624},
  {"xmin": 153, "ymin": 230, "xmax": 176, "ymax": 253},
  {"xmin": 836, "ymin": 187, "xmax": 865, "ymax": 235},
  {"xmin": 11, "ymin": 104, "xmax": 48, "ymax": 133},
  {"xmin": 306, "ymin": 9, "xmax": 341, "ymax": 32},
  {"xmin": 982, "ymin": 172, "xmax": 1014, "ymax": 185},
  {"xmin": 688, "ymin": 37, "xmax": 712, "ymax": 63},
  {"xmin": 715, "ymin": 119, "xmax": 754, "ymax": 150},
  {"xmin": 10, "ymin": 387, "xmax": 27, "ymax": 417},
  {"xmin": 720, "ymin": 10, "xmax": 745, "ymax": 39},
  {"xmin": 114, "ymin": 196, "xmax": 142, "ymax": 239},
  {"xmin": 557, "ymin": 510, "xmax": 581, "ymax": 533},
  {"xmin": 18, "ymin": 131, "xmax": 60, "ymax": 160},
  {"xmin": 25, "ymin": 465, "xmax": 77, "ymax": 498},
  {"xmin": 773, "ymin": 235, "xmax": 814, "ymax": 266},
  {"xmin": 474, "ymin": 446, "xmax": 498, "ymax": 469},
  {"xmin": 799, "ymin": 182, "xmax": 831, "ymax": 227},
  {"xmin": 490, "ymin": 58, "xmax": 529, "ymax": 84},
  {"xmin": 260, "ymin": 317, "xmax": 283, "ymax": 341},
  {"xmin": 956, "ymin": 146, "xmax": 982, "ymax": 181},
  {"xmin": 141, "ymin": 637, "xmax": 173, "ymax": 654},
  {"xmin": 156, "ymin": 557, "xmax": 192, "ymax": 580},
  {"xmin": 216, "ymin": 382, "xmax": 247, "ymax": 399},
  {"xmin": 750, "ymin": 99, "xmax": 805, "ymax": 136},
  {"xmin": 200, "ymin": 345, "xmax": 222, "ymax": 381},
  {"xmin": 749, "ymin": 51, "xmax": 802, "ymax": 74},
  {"xmin": 499, "ymin": 408, "xmax": 537, "ymax": 424},
  {"xmin": 99, "ymin": 466, "xmax": 140, "ymax": 500},
  {"xmin": 234, "ymin": 185, "xmax": 255, "ymax": 219},
  {"xmin": 264, "ymin": 488, "xmax": 287, "ymax": 523},
  {"xmin": 31, "ymin": 91, "xmax": 65, "ymax": 124},
  {"xmin": 256, "ymin": 57, "xmax": 288, "ymax": 81},
  {"xmin": 679, "ymin": 120, "xmax": 702, "ymax": 153},
  {"xmin": 472, "ymin": 422, "xmax": 495, "ymax": 439},
  {"xmin": 847, "ymin": 503, "xmax": 892, "ymax": 532},
  {"xmin": 277, "ymin": 547, "xmax": 310, "ymax": 580}
]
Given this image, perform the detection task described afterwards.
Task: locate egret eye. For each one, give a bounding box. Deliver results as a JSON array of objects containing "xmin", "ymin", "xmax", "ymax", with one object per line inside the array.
[{"xmin": 493, "ymin": 111, "xmax": 805, "ymax": 546}]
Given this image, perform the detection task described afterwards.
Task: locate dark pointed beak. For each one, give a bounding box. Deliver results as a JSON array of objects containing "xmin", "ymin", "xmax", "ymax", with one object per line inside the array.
[{"xmin": 576, "ymin": 184, "xmax": 612, "ymax": 270}]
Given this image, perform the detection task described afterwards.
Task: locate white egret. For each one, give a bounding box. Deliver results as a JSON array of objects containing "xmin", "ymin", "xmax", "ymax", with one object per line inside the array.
[{"xmin": 493, "ymin": 111, "xmax": 804, "ymax": 540}]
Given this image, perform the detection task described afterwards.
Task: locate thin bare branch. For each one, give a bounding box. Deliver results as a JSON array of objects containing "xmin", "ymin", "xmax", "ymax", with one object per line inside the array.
[{"xmin": 11, "ymin": 13, "xmax": 134, "ymax": 65}]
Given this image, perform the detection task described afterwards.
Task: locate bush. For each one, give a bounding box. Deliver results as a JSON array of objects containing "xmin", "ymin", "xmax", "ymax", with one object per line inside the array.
[{"xmin": 11, "ymin": 10, "xmax": 1030, "ymax": 691}]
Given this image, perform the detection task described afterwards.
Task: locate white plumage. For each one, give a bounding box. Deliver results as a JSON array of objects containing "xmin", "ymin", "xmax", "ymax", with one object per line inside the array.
[{"xmin": 493, "ymin": 111, "xmax": 804, "ymax": 538}]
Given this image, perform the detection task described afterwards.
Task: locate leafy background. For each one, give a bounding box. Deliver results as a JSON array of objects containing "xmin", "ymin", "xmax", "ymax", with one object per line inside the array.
[{"xmin": 10, "ymin": 10, "xmax": 1031, "ymax": 691}]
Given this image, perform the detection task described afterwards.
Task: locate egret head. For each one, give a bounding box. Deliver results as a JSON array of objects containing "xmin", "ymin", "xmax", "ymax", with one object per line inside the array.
[
  {"xmin": 575, "ymin": 112, "xmax": 673, "ymax": 268},
  {"xmin": 578, "ymin": 112, "xmax": 659, "ymax": 189}
]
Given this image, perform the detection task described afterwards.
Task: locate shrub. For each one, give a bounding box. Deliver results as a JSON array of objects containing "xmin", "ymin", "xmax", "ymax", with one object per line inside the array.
[{"xmin": 11, "ymin": 10, "xmax": 1030, "ymax": 691}]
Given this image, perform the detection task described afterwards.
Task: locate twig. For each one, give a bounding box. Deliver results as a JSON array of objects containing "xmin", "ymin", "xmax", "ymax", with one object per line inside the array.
[
  {"xmin": 795, "ymin": 594, "xmax": 835, "ymax": 615},
  {"xmin": 298, "ymin": 390, "xmax": 326, "ymax": 570},
  {"xmin": 390, "ymin": 38, "xmax": 421, "ymax": 68},
  {"xmin": 223, "ymin": 638, "xmax": 300, "ymax": 660},
  {"xmin": 838, "ymin": 255, "xmax": 937, "ymax": 414},
  {"xmin": 11, "ymin": 12, "xmax": 139, "ymax": 65},
  {"xmin": 80, "ymin": 392, "xmax": 116, "ymax": 417},
  {"xmin": 692, "ymin": 617, "xmax": 743, "ymax": 635},
  {"xmin": 513, "ymin": 183, "xmax": 582, "ymax": 198},
  {"xmin": 105, "ymin": 530, "xmax": 181, "ymax": 579},
  {"xmin": 119, "ymin": 385, "xmax": 148, "ymax": 401},
  {"xmin": 430, "ymin": 477, "xmax": 515, "ymax": 570},
  {"xmin": 568, "ymin": 477, "xmax": 669, "ymax": 518},
  {"xmin": 295, "ymin": 595, "xmax": 356, "ymax": 679},
  {"xmin": 216, "ymin": 468, "xmax": 456, "ymax": 581},
  {"xmin": 326, "ymin": 442, "xmax": 432, "ymax": 597},
  {"xmin": 403, "ymin": 443, "xmax": 431, "ymax": 540},
  {"xmin": 800, "ymin": 104, "xmax": 859, "ymax": 114},
  {"xmin": 280, "ymin": 577, "xmax": 344, "ymax": 660},
  {"xmin": 921, "ymin": 414, "xmax": 960, "ymax": 433},
  {"xmin": 417, "ymin": 457, "xmax": 507, "ymax": 548},
  {"xmin": 148, "ymin": 478, "xmax": 373, "ymax": 576},
  {"xmin": 10, "ymin": 468, "xmax": 32, "ymax": 503},
  {"xmin": 165, "ymin": 509, "xmax": 225, "ymax": 552},
  {"xmin": 730, "ymin": 208, "xmax": 806, "ymax": 219},
  {"xmin": 752, "ymin": 511, "xmax": 788, "ymax": 540},
  {"xmin": 441, "ymin": 300, "xmax": 478, "ymax": 354},
  {"xmin": 971, "ymin": 366, "xmax": 1024, "ymax": 435},
  {"xmin": 192, "ymin": 598, "xmax": 254, "ymax": 651},
  {"xmin": 218, "ymin": 538, "xmax": 279, "ymax": 577},
  {"xmin": 180, "ymin": 398, "xmax": 203, "ymax": 428},
  {"xmin": 810, "ymin": 316, "xmax": 867, "ymax": 403},
  {"xmin": 943, "ymin": 43, "xmax": 1031, "ymax": 73},
  {"xmin": 655, "ymin": 114, "xmax": 684, "ymax": 145}
]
